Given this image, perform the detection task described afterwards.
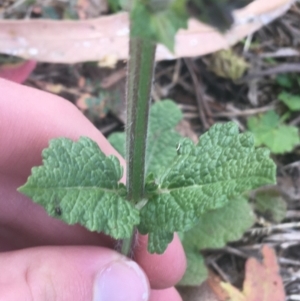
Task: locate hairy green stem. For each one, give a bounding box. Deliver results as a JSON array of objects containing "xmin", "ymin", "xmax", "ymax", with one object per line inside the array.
[
  {"xmin": 121, "ymin": 236, "xmax": 133, "ymax": 256},
  {"xmin": 121, "ymin": 229, "xmax": 137, "ymax": 258},
  {"xmin": 121, "ymin": 37, "xmax": 156, "ymax": 257},
  {"xmin": 126, "ymin": 37, "xmax": 156, "ymax": 203}
]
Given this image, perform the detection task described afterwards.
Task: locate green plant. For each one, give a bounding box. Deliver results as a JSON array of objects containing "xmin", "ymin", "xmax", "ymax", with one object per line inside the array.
[
  {"xmin": 109, "ymin": 100, "xmax": 276, "ymax": 285},
  {"xmin": 18, "ymin": 0, "xmax": 275, "ymax": 279},
  {"xmin": 278, "ymin": 91, "xmax": 300, "ymax": 112},
  {"xmin": 180, "ymin": 196, "xmax": 255, "ymax": 285},
  {"xmin": 276, "ymin": 74, "xmax": 300, "ymax": 89},
  {"xmin": 247, "ymin": 110, "xmax": 300, "ymax": 154},
  {"xmin": 253, "ymin": 188, "xmax": 287, "ymax": 223},
  {"xmin": 247, "ymin": 72, "xmax": 300, "ymax": 154}
]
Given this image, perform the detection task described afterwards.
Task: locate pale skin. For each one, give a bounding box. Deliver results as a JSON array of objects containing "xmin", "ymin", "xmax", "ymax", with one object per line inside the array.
[{"xmin": 0, "ymin": 79, "xmax": 186, "ymax": 301}]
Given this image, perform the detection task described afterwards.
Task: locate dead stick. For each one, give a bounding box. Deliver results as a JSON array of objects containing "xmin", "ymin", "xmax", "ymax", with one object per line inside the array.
[{"xmin": 184, "ymin": 58, "xmax": 209, "ymax": 129}]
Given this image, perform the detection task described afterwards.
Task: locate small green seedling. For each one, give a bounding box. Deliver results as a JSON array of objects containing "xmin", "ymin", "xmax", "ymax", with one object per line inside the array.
[
  {"xmin": 18, "ymin": 0, "xmax": 275, "ymax": 276},
  {"xmin": 278, "ymin": 91, "xmax": 300, "ymax": 112},
  {"xmin": 248, "ymin": 74, "xmax": 300, "ymax": 154},
  {"xmin": 248, "ymin": 110, "xmax": 300, "ymax": 154}
]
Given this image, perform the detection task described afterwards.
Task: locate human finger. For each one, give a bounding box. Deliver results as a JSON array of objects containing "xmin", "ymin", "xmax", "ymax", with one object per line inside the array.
[
  {"xmin": 1, "ymin": 174, "xmax": 186, "ymax": 289},
  {"xmin": 0, "ymin": 79, "xmax": 125, "ymax": 179},
  {"xmin": 0, "ymin": 79, "xmax": 186, "ymax": 289},
  {"xmin": 150, "ymin": 287, "xmax": 182, "ymax": 301},
  {"xmin": 134, "ymin": 234, "xmax": 186, "ymax": 289},
  {"xmin": 0, "ymin": 174, "xmax": 113, "ymax": 251},
  {"xmin": 0, "ymin": 246, "xmax": 150, "ymax": 301},
  {"xmin": 0, "ymin": 79, "xmax": 121, "ymax": 249}
]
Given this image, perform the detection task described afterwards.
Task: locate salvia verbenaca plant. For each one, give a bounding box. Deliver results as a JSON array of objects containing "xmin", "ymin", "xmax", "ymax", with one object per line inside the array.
[{"xmin": 19, "ymin": 0, "xmax": 275, "ymax": 275}]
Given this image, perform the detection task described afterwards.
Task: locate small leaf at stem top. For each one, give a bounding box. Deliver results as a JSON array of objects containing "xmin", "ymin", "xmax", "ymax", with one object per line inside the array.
[
  {"xmin": 108, "ymin": 0, "xmax": 255, "ymax": 50},
  {"xmin": 130, "ymin": 0, "xmax": 188, "ymax": 51}
]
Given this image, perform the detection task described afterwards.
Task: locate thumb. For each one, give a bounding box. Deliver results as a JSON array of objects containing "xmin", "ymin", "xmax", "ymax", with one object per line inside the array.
[{"xmin": 0, "ymin": 246, "xmax": 150, "ymax": 301}]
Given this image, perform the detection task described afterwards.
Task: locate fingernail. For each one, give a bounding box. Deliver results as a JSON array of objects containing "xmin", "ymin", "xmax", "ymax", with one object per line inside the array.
[{"xmin": 93, "ymin": 260, "xmax": 150, "ymax": 301}]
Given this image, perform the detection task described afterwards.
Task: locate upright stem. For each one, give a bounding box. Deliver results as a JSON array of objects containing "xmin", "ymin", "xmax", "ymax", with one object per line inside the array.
[
  {"xmin": 121, "ymin": 37, "xmax": 156, "ymax": 257},
  {"xmin": 126, "ymin": 37, "xmax": 156, "ymax": 203}
]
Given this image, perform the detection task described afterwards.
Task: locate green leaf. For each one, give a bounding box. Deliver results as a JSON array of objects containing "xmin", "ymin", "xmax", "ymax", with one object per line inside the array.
[
  {"xmin": 109, "ymin": 99, "xmax": 183, "ymax": 175},
  {"xmin": 107, "ymin": 0, "xmax": 121, "ymax": 11},
  {"xmin": 112, "ymin": 1, "xmax": 254, "ymax": 50},
  {"xmin": 139, "ymin": 122, "xmax": 276, "ymax": 253},
  {"xmin": 130, "ymin": 0, "xmax": 188, "ymax": 51},
  {"xmin": 107, "ymin": 0, "xmax": 131, "ymax": 12},
  {"xmin": 108, "ymin": 132, "xmax": 126, "ymax": 158},
  {"xmin": 178, "ymin": 250, "xmax": 208, "ymax": 286},
  {"xmin": 182, "ymin": 197, "xmax": 255, "ymax": 250},
  {"xmin": 276, "ymin": 75, "xmax": 293, "ymax": 89},
  {"xmin": 179, "ymin": 196, "xmax": 255, "ymax": 286},
  {"xmin": 254, "ymin": 189, "xmax": 287, "ymax": 223},
  {"xmin": 247, "ymin": 110, "xmax": 300, "ymax": 154},
  {"xmin": 278, "ymin": 91, "xmax": 300, "ymax": 111},
  {"xmin": 18, "ymin": 137, "xmax": 139, "ymax": 239},
  {"xmin": 146, "ymin": 100, "xmax": 183, "ymax": 174},
  {"xmin": 148, "ymin": 231, "xmax": 174, "ymax": 254},
  {"xmin": 145, "ymin": 0, "xmax": 176, "ymax": 12}
]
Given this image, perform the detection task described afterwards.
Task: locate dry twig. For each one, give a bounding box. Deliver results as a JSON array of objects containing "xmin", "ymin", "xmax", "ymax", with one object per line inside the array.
[{"xmin": 184, "ymin": 58, "xmax": 210, "ymax": 129}]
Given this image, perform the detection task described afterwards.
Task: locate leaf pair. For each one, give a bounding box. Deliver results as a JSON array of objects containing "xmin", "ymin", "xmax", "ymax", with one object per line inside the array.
[{"xmin": 19, "ymin": 101, "xmax": 276, "ymax": 254}]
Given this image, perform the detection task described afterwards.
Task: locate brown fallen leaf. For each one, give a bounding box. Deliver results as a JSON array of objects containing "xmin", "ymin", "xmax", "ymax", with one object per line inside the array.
[
  {"xmin": 178, "ymin": 271, "xmax": 230, "ymax": 301},
  {"xmin": 0, "ymin": 0, "xmax": 293, "ymax": 63},
  {"xmin": 222, "ymin": 245, "xmax": 285, "ymax": 301},
  {"xmin": 179, "ymin": 246, "xmax": 285, "ymax": 301}
]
